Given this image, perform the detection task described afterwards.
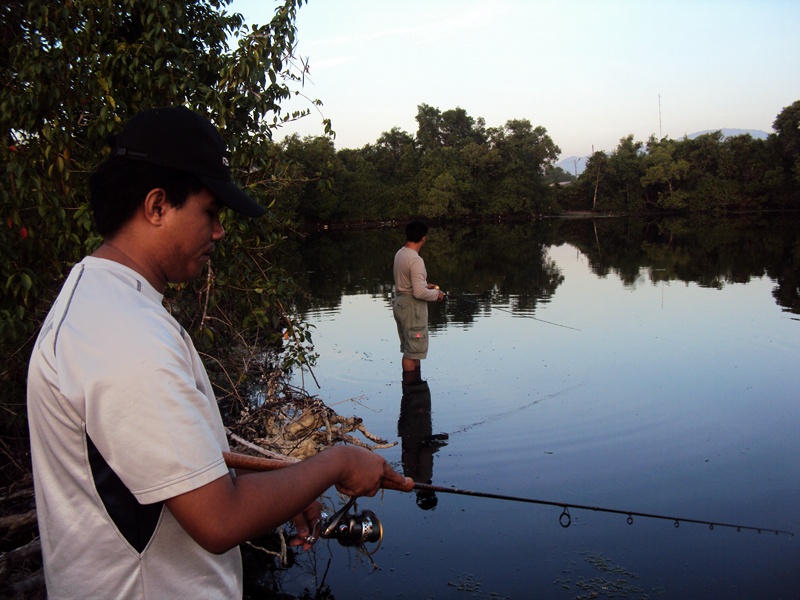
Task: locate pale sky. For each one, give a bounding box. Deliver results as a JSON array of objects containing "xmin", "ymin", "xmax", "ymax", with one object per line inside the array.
[{"xmin": 230, "ymin": 0, "xmax": 800, "ymax": 159}]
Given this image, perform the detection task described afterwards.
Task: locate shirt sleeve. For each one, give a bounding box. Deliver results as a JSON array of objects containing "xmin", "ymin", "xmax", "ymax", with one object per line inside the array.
[{"xmin": 409, "ymin": 254, "xmax": 440, "ymax": 301}]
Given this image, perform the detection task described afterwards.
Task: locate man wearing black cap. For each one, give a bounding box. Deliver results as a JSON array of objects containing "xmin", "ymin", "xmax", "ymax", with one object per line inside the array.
[{"xmin": 26, "ymin": 107, "xmax": 406, "ymax": 598}]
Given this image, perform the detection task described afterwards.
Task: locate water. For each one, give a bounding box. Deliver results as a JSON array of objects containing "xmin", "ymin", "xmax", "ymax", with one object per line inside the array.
[{"xmin": 264, "ymin": 216, "xmax": 800, "ymax": 599}]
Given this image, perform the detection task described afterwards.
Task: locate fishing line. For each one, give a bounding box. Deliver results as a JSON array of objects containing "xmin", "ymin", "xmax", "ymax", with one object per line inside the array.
[
  {"xmin": 447, "ymin": 383, "xmax": 584, "ymax": 436},
  {"xmin": 445, "ymin": 293, "xmax": 581, "ymax": 331}
]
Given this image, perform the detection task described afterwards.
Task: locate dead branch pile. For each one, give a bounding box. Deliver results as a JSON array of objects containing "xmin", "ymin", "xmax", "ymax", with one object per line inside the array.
[
  {"xmin": 0, "ymin": 476, "xmax": 43, "ymax": 599},
  {"xmin": 225, "ymin": 372, "xmax": 396, "ymax": 461}
]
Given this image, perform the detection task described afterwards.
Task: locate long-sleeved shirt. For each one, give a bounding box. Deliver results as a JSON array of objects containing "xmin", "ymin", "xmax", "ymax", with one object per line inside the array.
[{"xmin": 393, "ymin": 246, "xmax": 439, "ymax": 301}]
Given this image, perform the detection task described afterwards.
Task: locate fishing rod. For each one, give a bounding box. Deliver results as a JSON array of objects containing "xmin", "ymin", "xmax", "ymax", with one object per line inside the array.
[
  {"xmin": 442, "ymin": 291, "xmax": 581, "ymax": 331},
  {"xmin": 223, "ymin": 452, "xmax": 794, "ymax": 539},
  {"xmin": 402, "ymin": 481, "xmax": 795, "ymax": 536}
]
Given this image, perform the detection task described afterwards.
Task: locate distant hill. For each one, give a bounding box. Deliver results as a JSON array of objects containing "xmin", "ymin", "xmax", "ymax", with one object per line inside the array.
[
  {"xmin": 686, "ymin": 128, "xmax": 769, "ymax": 140},
  {"xmin": 555, "ymin": 156, "xmax": 588, "ymax": 176},
  {"xmin": 557, "ymin": 129, "xmax": 771, "ymax": 176}
]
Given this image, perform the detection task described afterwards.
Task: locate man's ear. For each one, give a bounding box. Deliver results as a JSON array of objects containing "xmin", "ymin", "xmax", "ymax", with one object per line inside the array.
[{"xmin": 142, "ymin": 188, "xmax": 170, "ymax": 225}]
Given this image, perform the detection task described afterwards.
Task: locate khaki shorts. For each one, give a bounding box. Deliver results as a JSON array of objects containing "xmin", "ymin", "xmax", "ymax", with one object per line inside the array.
[{"xmin": 393, "ymin": 294, "xmax": 429, "ymax": 359}]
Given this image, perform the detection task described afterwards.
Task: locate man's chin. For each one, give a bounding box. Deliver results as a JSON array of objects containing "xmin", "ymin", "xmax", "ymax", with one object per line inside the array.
[{"xmin": 169, "ymin": 265, "xmax": 206, "ymax": 284}]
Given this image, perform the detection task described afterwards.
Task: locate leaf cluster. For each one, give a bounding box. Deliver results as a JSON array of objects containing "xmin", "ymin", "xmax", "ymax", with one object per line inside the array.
[
  {"xmin": 266, "ymin": 101, "xmax": 800, "ymax": 223},
  {"xmin": 0, "ymin": 0, "xmax": 317, "ymax": 453},
  {"xmin": 260, "ymin": 104, "xmax": 563, "ymax": 224},
  {"xmin": 561, "ymin": 101, "xmax": 800, "ymax": 213}
]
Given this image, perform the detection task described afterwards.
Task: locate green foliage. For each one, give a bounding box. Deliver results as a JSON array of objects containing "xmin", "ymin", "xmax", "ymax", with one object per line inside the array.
[
  {"xmin": 772, "ymin": 100, "xmax": 800, "ymax": 195},
  {"xmin": 579, "ymin": 150, "xmax": 612, "ymax": 211},
  {"xmin": 568, "ymin": 107, "xmax": 800, "ymax": 212},
  {"xmin": 247, "ymin": 99, "xmax": 798, "ymax": 222},
  {"xmin": 258, "ymin": 102, "xmax": 562, "ymax": 224},
  {"xmin": 276, "ymin": 104, "xmax": 562, "ymax": 223},
  {"xmin": 545, "ymin": 165, "xmax": 575, "ymax": 185},
  {"xmin": 1, "ymin": 0, "xmax": 320, "ymax": 442},
  {"xmin": 641, "ymin": 137, "xmax": 690, "ymax": 204},
  {"xmin": 485, "ymin": 119, "xmax": 561, "ymax": 214}
]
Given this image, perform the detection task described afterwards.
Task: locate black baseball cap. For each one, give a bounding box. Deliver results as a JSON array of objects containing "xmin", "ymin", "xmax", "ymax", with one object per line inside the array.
[{"xmin": 110, "ymin": 106, "xmax": 265, "ymax": 217}]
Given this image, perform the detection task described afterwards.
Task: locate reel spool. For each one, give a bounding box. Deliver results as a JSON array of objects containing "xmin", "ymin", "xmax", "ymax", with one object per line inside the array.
[{"xmin": 314, "ymin": 496, "xmax": 383, "ymax": 551}]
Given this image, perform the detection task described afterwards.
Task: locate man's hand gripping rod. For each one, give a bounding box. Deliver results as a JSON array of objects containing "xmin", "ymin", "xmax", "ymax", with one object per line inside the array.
[{"xmin": 223, "ymin": 451, "xmax": 414, "ymax": 491}]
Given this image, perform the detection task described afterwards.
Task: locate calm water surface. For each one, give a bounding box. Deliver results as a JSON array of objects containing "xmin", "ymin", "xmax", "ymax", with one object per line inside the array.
[{"xmin": 270, "ymin": 217, "xmax": 799, "ymax": 600}]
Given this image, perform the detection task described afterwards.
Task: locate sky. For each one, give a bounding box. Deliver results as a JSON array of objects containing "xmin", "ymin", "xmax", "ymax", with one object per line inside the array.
[{"xmin": 230, "ymin": 0, "xmax": 800, "ymax": 160}]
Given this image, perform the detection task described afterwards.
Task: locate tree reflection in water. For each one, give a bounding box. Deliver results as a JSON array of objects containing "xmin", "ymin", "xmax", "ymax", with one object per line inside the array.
[{"xmin": 258, "ymin": 214, "xmax": 800, "ymax": 599}]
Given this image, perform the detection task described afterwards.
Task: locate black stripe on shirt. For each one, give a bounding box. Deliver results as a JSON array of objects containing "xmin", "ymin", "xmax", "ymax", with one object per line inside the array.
[{"xmin": 86, "ymin": 434, "xmax": 163, "ymax": 554}]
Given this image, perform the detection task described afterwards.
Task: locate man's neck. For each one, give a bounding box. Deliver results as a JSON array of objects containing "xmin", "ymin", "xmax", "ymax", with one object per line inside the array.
[{"xmin": 92, "ymin": 240, "xmax": 165, "ymax": 293}]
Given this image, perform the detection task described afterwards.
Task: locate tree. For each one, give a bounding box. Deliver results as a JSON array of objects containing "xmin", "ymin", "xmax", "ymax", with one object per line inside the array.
[
  {"xmin": 583, "ymin": 150, "xmax": 611, "ymax": 211},
  {"xmin": 545, "ymin": 165, "xmax": 575, "ymax": 186},
  {"xmin": 440, "ymin": 107, "xmax": 486, "ymax": 148},
  {"xmin": 0, "ymin": 0, "xmax": 315, "ymax": 461},
  {"xmin": 416, "ymin": 147, "xmax": 470, "ymax": 218},
  {"xmin": 415, "ymin": 104, "xmax": 487, "ymax": 151},
  {"xmin": 486, "ymin": 119, "xmax": 560, "ymax": 214},
  {"xmin": 374, "ymin": 127, "xmax": 417, "ymax": 173},
  {"xmin": 370, "ymin": 128, "xmax": 419, "ymax": 216},
  {"xmin": 606, "ymin": 135, "xmax": 646, "ymax": 211},
  {"xmin": 718, "ymin": 134, "xmax": 771, "ymax": 208},
  {"xmin": 772, "ymin": 100, "xmax": 800, "ymax": 187},
  {"xmin": 641, "ymin": 137, "xmax": 691, "ymax": 208},
  {"xmin": 280, "ymin": 134, "xmax": 343, "ymax": 222},
  {"xmin": 414, "ymin": 105, "xmax": 484, "ymax": 217},
  {"xmin": 415, "ymin": 103, "xmax": 445, "ymax": 151}
]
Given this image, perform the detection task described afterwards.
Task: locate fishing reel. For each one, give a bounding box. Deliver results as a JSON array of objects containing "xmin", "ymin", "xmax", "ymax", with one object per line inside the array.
[{"xmin": 313, "ymin": 496, "xmax": 383, "ymax": 549}]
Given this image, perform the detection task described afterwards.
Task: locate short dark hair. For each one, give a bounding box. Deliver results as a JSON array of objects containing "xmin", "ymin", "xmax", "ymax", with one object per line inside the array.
[
  {"xmin": 405, "ymin": 220, "xmax": 429, "ymax": 243},
  {"xmin": 89, "ymin": 158, "xmax": 205, "ymax": 238}
]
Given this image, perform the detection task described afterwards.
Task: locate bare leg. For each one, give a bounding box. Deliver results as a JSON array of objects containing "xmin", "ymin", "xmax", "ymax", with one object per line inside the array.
[
  {"xmin": 402, "ymin": 358, "xmax": 423, "ymax": 385},
  {"xmin": 402, "ymin": 357, "xmax": 419, "ymax": 372}
]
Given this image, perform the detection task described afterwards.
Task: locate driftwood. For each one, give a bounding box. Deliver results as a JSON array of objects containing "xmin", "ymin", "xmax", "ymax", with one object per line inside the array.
[
  {"xmin": 225, "ymin": 379, "xmax": 396, "ymax": 461},
  {"xmin": 0, "ymin": 476, "xmax": 41, "ymax": 598},
  {"xmin": 0, "ymin": 539, "xmax": 41, "ymax": 582},
  {"xmin": 0, "ymin": 512, "xmax": 37, "ymax": 543},
  {"xmin": 1, "ymin": 570, "xmax": 44, "ymax": 599}
]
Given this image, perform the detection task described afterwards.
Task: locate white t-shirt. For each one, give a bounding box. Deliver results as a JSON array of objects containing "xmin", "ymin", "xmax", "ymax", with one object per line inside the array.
[{"xmin": 27, "ymin": 257, "xmax": 242, "ymax": 599}]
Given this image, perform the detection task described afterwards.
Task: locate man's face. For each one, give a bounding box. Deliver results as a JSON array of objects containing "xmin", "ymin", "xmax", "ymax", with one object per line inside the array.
[{"xmin": 160, "ymin": 188, "xmax": 225, "ymax": 283}]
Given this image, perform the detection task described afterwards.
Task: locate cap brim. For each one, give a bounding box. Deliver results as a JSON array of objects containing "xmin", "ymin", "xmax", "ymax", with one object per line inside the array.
[{"xmin": 200, "ymin": 176, "xmax": 265, "ymax": 218}]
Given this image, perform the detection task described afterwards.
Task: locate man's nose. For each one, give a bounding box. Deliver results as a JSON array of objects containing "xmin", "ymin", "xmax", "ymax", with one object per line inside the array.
[{"xmin": 213, "ymin": 217, "xmax": 225, "ymax": 241}]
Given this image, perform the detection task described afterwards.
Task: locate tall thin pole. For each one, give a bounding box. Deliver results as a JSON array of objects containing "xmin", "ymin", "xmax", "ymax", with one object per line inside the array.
[{"xmin": 659, "ymin": 94, "xmax": 663, "ymax": 138}]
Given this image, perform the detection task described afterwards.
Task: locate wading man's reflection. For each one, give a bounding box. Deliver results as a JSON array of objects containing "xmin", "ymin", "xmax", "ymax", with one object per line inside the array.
[{"xmin": 397, "ymin": 378, "xmax": 448, "ymax": 510}]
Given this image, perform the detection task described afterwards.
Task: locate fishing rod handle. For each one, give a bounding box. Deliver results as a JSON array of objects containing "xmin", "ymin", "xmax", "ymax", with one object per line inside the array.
[
  {"xmin": 223, "ymin": 451, "xmax": 416, "ymax": 493},
  {"xmin": 223, "ymin": 451, "xmax": 296, "ymax": 472},
  {"xmin": 380, "ymin": 477, "xmax": 416, "ymax": 493}
]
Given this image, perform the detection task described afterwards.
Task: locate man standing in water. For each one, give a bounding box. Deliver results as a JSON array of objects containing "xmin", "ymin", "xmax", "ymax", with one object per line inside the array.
[
  {"xmin": 392, "ymin": 220, "xmax": 445, "ymax": 384},
  {"xmin": 26, "ymin": 106, "xmax": 407, "ymax": 599}
]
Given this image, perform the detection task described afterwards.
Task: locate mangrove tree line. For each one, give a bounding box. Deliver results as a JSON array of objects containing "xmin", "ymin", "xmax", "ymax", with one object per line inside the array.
[{"xmin": 266, "ymin": 100, "xmax": 800, "ymax": 222}]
